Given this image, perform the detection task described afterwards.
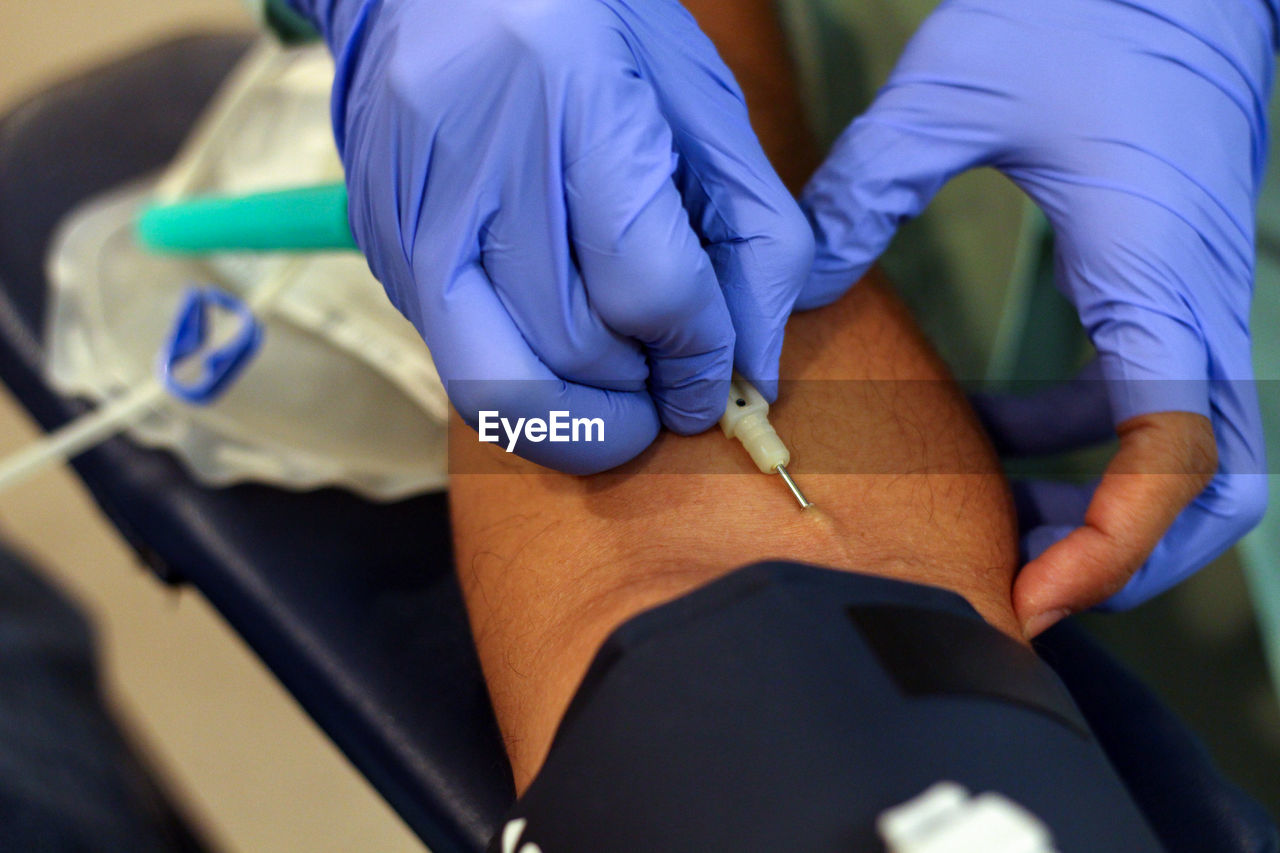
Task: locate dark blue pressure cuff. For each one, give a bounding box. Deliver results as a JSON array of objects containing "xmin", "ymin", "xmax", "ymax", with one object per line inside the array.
[{"xmin": 491, "ymin": 562, "xmax": 1164, "ymax": 853}]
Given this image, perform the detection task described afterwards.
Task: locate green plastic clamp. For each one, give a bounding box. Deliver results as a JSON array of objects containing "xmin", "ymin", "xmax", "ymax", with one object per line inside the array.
[{"xmin": 136, "ymin": 183, "xmax": 357, "ymax": 255}]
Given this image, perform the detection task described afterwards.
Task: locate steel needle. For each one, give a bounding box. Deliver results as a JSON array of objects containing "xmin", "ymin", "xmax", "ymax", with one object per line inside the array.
[{"xmin": 775, "ymin": 463, "xmax": 813, "ymax": 509}]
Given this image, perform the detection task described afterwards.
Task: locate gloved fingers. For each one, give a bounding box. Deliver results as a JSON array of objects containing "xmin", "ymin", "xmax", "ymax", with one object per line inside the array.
[
  {"xmin": 1015, "ymin": 177, "xmax": 1235, "ymax": 423},
  {"xmin": 462, "ymin": 7, "xmax": 662, "ymax": 394},
  {"xmin": 564, "ymin": 71, "xmax": 736, "ymax": 435},
  {"xmin": 692, "ymin": 175, "xmax": 814, "ymax": 403},
  {"xmin": 642, "ymin": 23, "xmax": 812, "ymax": 402},
  {"xmin": 796, "ymin": 0, "xmax": 1020, "ymax": 313},
  {"xmin": 1013, "ymin": 412, "xmax": 1217, "ymax": 638},
  {"xmin": 970, "ymin": 361, "xmax": 1113, "ymax": 457},
  {"xmin": 797, "ymin": 96, "xmax": 997, "ymax": 312},
  {"xmin": 480, "ymin": 186, "xmax": 650, "ymax": 392},
  {"xmin": 998, "ymin": 169, "xmax": 1269, "ymax": 618},
  {"xmin": 427, "ymin": 262, "xmax": 661, "ymax": 474}
]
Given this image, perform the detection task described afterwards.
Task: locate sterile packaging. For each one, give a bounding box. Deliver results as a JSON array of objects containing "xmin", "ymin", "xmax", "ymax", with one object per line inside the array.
[{"xmin": 43, "ymin": 40, "xmax": 449, "ymax": 500}]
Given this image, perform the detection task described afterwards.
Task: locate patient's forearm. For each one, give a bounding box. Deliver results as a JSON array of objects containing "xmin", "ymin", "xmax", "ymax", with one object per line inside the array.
[
  {"xmin": 447, "ymin": 0, "xmax": 1018, "ymax": 793},
  {"xmin": 449, "ymin": 273, "xmax": 1019, "ymax": 791}
]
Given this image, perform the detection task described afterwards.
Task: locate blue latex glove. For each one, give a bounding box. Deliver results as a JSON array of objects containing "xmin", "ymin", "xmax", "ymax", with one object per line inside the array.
[
  {"xmin": 289, "ymin": 0, "xmax": 812, "ymax": 474},
  {"xmin": 801, "ymin": 0, "xmax": 1274, "ymax": 633}
]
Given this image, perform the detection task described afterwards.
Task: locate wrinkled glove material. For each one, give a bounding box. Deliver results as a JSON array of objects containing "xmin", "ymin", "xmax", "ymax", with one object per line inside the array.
[
  {"xmin": 291, "ymin": 0, "xmax": 813, "ymax": 474},
  {"xmin": 802, "ymin": 0, "xmax": 1275, "ymax": 607}
]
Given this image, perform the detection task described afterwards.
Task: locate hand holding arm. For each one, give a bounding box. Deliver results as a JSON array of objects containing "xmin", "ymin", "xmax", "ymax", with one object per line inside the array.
[{"xmin": 801, "ymin": 0, "xmax": 1273, "ymax": 631}]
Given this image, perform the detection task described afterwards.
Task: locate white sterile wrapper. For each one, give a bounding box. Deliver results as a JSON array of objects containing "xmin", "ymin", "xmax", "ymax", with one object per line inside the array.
[{"xmin": 44, "ymin": 39, "xmax": 448, "ymax": 500}]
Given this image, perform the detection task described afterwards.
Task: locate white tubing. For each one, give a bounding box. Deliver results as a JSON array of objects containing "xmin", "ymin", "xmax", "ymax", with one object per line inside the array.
[
  {"xmin": 0, "ymin": 259, "xmax": 299, "ymax": 496},
  {"xmin": 0, "ymin": 382, "xmax": 165, "ymax": 492}
]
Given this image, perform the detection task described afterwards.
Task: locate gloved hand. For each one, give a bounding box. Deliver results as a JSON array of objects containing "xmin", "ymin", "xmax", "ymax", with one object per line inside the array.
[
  {"xmin": 288, "ymin": 0, "xmax": 812, "ymax": 474},
  {"xmin": 800, "ymin": 0, "xmax": 1273, "ymax": 633}
]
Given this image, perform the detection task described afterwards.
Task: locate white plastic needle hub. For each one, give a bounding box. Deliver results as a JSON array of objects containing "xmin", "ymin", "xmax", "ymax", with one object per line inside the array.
[
  {"xmin": 720, "ymin": 375, "xmax": 812, "ymax": 509},
  {"xmin": 720, "ymin": 376, "xmax": 789, "ymax": 473}
]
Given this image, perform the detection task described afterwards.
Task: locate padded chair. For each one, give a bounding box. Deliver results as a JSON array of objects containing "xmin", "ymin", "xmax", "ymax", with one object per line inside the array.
[{"xmin": 0, "ymin": 34, "xmax": 1273, "ymax": 853}]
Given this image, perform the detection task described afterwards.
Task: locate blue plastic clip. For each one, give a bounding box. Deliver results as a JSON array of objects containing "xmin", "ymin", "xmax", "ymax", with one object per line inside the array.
[{"xmin": 159, "ymin": 286, "xmax": 263, "ymax": 405}]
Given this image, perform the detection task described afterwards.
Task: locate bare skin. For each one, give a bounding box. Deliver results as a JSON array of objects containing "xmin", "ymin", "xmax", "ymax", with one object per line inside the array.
[
  {"xmin": 450, "ymin": 269, "xmax": 1020, "ymax": 791},
  {"xmin": 1013, "ymin": 412, "xmax": 1215, "ymax": 634}
]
